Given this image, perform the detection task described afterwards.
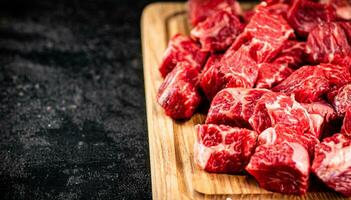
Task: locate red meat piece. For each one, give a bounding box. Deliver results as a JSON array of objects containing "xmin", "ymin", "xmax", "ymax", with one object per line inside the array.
[
  {"xmin": 312, "ymin": 133, "xmax": 351, "ymax": 197},
  {"xmin": 199, "ymin": 44, "xmax": 259, "ymax": 100},
  {"xmin": 264, "ymin": 3, "xmax": 290, "ymax": 18},
  {"xmin": 322, "ymin": 63, "xmax": 351, "ymax": 91},
  {"xmin": 232, "ymin": 4, "xmax": 295, "ymax": 63},
  {"xmin": 339, "ymin": 22, "xmax": 351, "ymax": 42},
  {"xmin": 258, "ymin": 124, "xmax": 319, "ymax": 157},
  {"xmin": 342, "ymin": 107, "xmax": 351, "ymax": 137},
  {"xmin": 157, "ymin": 63, "xmax": 201, "ymax": 119},
  {"xmin": 302, "ymin": 101, "xmax": 337, "ymax": 123},
  {"xmin": 242, "ymin": 10, "xmax": 255, "ymax": 24},
  {"xmin": 332, "ymin": 55, "xmax": 351, "ymax": 72},
  {"xmin": 302, "ymin": 101, "xmax": 338, "ymax": 138},
  {"xmin": 255, "ymin": 62, "xmax": 293, "ymax": 89},
  {"xmin": 159, "ymin": 34, "xmax": 208, "ymax": 78},
  {"xmin": 206, "ymin": 88, "xmax": 269, "ymax": 128},
  {"xmin": 333, "ymin": 84, "xmax": 351, "ymax": 117},
  {"xmin": 273, "ymin": 64, "xmax": 351, "ymax": 103},
  {"xmin": 249, "ymin": 92, "xmax": 314, "ymax": 135},
  {"xmin": 199, "ymin": 64, "xmax": 225, "ymax": 101},
  {"xmin": 273, "ymin": 66, "xmax": 329, "ymax": 103},
  {"xmin": 202, "ymin": 53, "xmax": 223, "ymax": 73},
  {"xmin": 306, "ymin": 22, "xmax": 351, "ymax": 64},
  {"xmin": 191, "ymin": 10, "xmax": 244, "ymax": 52},
  {"xmin": 287, "ymin": 0, "xmax": 336, "ymax": 38},
  {"xmin": 321, "ymin": 0, "xmax": 351, "ymax": 20},
  {"xmin": 194, "ymin": 124, "xmax": 258, "ymax": 174},
  {"xmin": 246, "ymin": 142, "xmax": 310, "ymax": 195},
  {"xmin": 309, "ymin": 114, "xmax": 325, "ymax": 139},
  {"xmin": 263, "ymin": 0, "xmax": 291, "ymax": 5},
  {"xmin": 188, "ymin": 0, "xmax": 242, "ymax": 26},
  {"xmin": 273, "ymin": 40, "xmax": 306, "ymax": 69}
]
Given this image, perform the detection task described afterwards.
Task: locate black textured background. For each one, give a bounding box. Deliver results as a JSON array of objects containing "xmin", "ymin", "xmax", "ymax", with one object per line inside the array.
[{"xmin": 0, "ymin": 0, "xmax": 179, "ymax": 199}]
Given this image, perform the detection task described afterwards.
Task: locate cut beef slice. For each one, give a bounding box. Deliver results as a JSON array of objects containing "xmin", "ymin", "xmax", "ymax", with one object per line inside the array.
[
  {"xmin": 232, "ymin": 4, "xmax": 295, "ymax": 63},
  {"xmin": 312, "ymin": 133, "xmax": 351, "ymax": 197},
  {"xmin": 306, "ymin": 22, "xmax": 351, "ymax": 64},
  {"xmin": 255, "ymin": 62, "xmax": 293, "ymax": 89},
  {"xmin": 202, "ymin": 53, "xmax": 223, "ymax": 73},
  {"xmin": 157, "ymin": 62, "xmax": 201, "ymax": 119},
  {"xmin": 199, "ymin": 44, "xmax": 259, "ymax": 100},
  {"xmin": 159, "ymin": 34, "xmax": 208, "ymax": 78},
  {"xmin": 188, "ymin": 0, "xmax": 241, "ymax": 26},
  {"xmin": 249, "ymin": 92, "xmax": 315, "ymax": 135},
  {"xmin": 273, "ymin": 64, "xmax": 351, "ymax": 103},
  {"xmin": 206, "ymin": 88, "xmax": 269, "ymax": 128},
  {"xmin": 264, "ymin": 3, "xmax": 290, "ymax": 18},
  {"xmin": 258, "ymin": 124, "xmax": 319, "ymax": 158},
  {"xmin": 194, "ymin": 124, "xmax": 258, "ymax": 174},
  {"xmin": 321, "ymin": 0, "xmax": 351, "ymax": 20},
  {"xmin": 191, "ymin": 10, "xmax": 244, "ymax": 52},
  {"xmin": 246, "ymin": 142, "xmax": 310, "ymax": 195},
  {"xmin": 264, "ymin": 0, "xmax": 291, "ymax": 5},
  {"xmin": 258, "ymin": 124, "xmax": 319, "ymax": 157},
  {"xmin": 342, "ymin": 107, "xmax": 351, "ymax": 137},
  {"xmin": 302, "ymin": 101, "xmax": 339, "ymax": 138},
  {"xmin": 273, "ymin": 40, "xmax": 306, "ymax": 69},
  {"xmin": 333, "ymin": 84, "xmax": 351, "ymax": 117},
  {"xmin": 287, "ymin": 0, "xmax": 336, "ymax": 38},
  {"xmin": 302, "ymin": 101, "xmax": 337, "ymax": 123}
]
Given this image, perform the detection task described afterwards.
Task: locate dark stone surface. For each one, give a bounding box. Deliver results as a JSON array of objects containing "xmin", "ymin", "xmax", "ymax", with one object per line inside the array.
[{"xmin": 0, "ymin": 0, "xmax": 178, "ymax": 199}]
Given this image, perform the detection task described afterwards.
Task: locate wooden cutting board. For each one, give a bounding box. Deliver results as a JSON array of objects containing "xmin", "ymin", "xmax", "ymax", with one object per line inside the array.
[{"xmin": 141, "ymin": 2, "xmax": 346, "ymax": 199}]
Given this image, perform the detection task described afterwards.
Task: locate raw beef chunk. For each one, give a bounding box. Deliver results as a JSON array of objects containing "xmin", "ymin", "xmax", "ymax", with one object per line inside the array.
[
  {"xmin": 332, "ymin": 55, "xmax": 351, "ymax": 73},
  {"xmin": 202, "ymin": 53, "xmax": 223, "ymax": 73},
  {"xmin": 199, "ymin": 64, "xmax": 225, "ymax": 100},
  {"xmin": 159, "ymin": 34, "xmax": 208, "ymax": 78},
  {"xmin": 273, "ymin": 40, "xmax": 306, "ymax": 69},
  {"xmin": 188, "ymin": 0, "xmax": 241, "ymax": 26},
  {"xmin": 258, "ymin": 124, "xmax": 319, "ymax": 157},
  {"xmin": 302, "ymin": 101, "xmax": 338, "ymax": 137},
  {"xmin": 309, "ymin": 114, "xmax": 325, "ymax": 139},
  {"xmin": 233, "ymin": 4, "xmax": 295, "ymax": 63},
  {"xmin": 191, "ymin": 10, "xmax": 244, "ymax": 52},
  {"xmin": 246, "ymin": 142, "xmax": 310, "ymax": 195},
  {"xmin": 301, "ymin": 101, "xmax": 337, "ymax": 123},
  {"xmin": 287, "ymin": 0, "xmax": 336, "ymax": 38},
  {"xmin": 157, "ymin": 63, "xmax": 201, "ymax": 119},
  {"xmin": 255, "ymin": 62, "xmax": 293, "ymax": 89},
  {"xmin": 249, "ymin": 92, "xmax": 315, "ymax": 135},
  {"xmin": 221, "ymin": 44, "xmax": 259, "ymax": 87},
  {"xmin": 333, "ymin": 84, "xmax": 351, "ymax": 117},
  {"xmin": 321, "ymin": 0, "xmax": 351, "ymax": 20},
  {"xmin": 199, "ymin": 44, "xmax": 259, "ymax": 100},
  {"xmin": 273, "ymin": 64, "xmax": 351, "ymax": 103},
  {"xmin": 312, "ymin": 133, "xmax": 351, "ymax": 197},
  {"xmin": 273, "ymin": 65, "xmax": 329, "ymax": 103},
  {"xmin": 306, "ymin": 22, "xmax": 351, "ymax": 64},
  {"xmin": 206, "ymin": 88, "xmax": 269, "ymax": 128},
  {"xmin": 342, "ymin": 107, "xmax": 351, "ymax": 137},
  {"xmin": 322, "ymin": 63, "xmax": 351, "ymax": 92},
  {"xmin": 242, "ymin": 10, "xmax": 255, "ymax": 24},
  {"xmin": 194, "ymin": 124, "xmax": 258, "ymax": 174},
  {"xmin": 264, "ymin": 0, "xmax": 291, "ymax": 5},
  {"xmin": 340, "ymin": 22, "xmax": 351, "ymax": 42},
  {"xmin": 264, "ymin": 3, "xmax": 290, "ymax": 18}
]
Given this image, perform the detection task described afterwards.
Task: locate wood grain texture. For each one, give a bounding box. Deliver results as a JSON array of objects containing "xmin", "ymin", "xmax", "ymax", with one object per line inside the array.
[{"xmin": 141, "ymin": 2, "xmax": 348, "ymax": 199}]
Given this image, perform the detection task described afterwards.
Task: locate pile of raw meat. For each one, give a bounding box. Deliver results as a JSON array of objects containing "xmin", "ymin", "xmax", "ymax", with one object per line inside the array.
[{"xmin": 156, "ymin": 0, "xmax": 351, "ymax": 196}]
